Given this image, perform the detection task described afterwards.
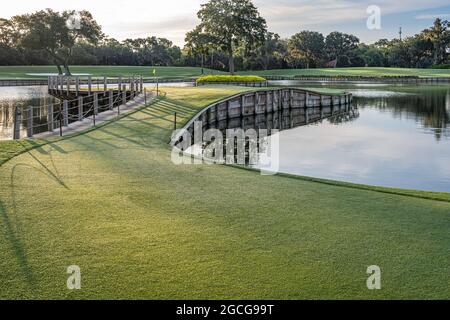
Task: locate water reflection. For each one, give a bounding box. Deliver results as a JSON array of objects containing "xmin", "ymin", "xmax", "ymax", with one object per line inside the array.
[
  {"xmin": 0, "ymin": 86, "xmax": 58, "ymax": 140},
  {"xmin": 263, "ymin": 82, "xmax": 450, "ymax": 192},
  {"xmin": 271, "ymin": 81, "xmax": 450, "ymax": 141}
]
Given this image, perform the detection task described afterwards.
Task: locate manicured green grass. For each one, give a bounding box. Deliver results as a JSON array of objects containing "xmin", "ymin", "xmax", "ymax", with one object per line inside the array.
[
  {"xmin": 0, "ymin": 85, "xmax": 449, "ymax": 299},
  {"xmin": 0, "ymin": 140, "xmax": 48, "ymax": 166},
  {"xmin": 3, "ymin": 66, "xmax": 450, "ymax": 80},
  {"xmin": 238, "ymin": 67, "xmax": 450, "ymax": 78},
  {"xmin": 0, "ymin": 66, "xmax": 223, "ymax": 80}
]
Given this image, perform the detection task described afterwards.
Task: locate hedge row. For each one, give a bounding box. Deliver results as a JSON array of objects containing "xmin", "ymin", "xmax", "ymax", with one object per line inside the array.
[{"xmin": 196, "ymin": 75, "xmax": 266, "ymax": 83}]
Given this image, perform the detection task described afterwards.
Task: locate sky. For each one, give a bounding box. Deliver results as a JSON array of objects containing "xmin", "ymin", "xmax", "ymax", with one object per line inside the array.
[{"xmin": 1, "ymin": 0, "xmax": 450, "ymax": 46}]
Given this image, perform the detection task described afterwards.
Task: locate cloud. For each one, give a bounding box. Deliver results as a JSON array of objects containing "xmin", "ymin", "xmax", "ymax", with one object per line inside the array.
[
  {"xmin": 2, "ymin": 0, "xmax": 450, "ymax": 45},
  {"xmin": 256, "ymin": 0, "xmax": 450, "ymax": 30},
  {"xmin": 415, "ymin": 13, "xmax": 450, "ymax": 20},
  {"xmin": 103, "ymin": 16, "xmax": 199, "ymax": 44}
]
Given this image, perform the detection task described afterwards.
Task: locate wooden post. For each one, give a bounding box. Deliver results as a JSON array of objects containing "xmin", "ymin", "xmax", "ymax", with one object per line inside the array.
[
  {"xmin": 279, "ymin": 89, "xmax": 283, "ymax": 110},
  {"xmin": 144, "ymin": 88, "xmax": 147, "ymax": 105},
  {"xmin": 104, "ymin": 76, "xmax": 108, "ymax": 92},
  {"xmin": 47, "ymin": 104, "xmax": 54, "ymax": 132},
  {"xmin": 57, "ymin": 76, "xmax": 61, "ymax": 93},
  {"xmin": 109, "ymin": 90, "xmax": 113, "ymax": 110},
  {"xmin": 254, "ymin": 92, "xmax": 258, "ymax": 115},
  {"xmin": 289, "ymin": 89, "xmax": 293, "ymax": 109},
  {"xmin": 75, "ymin": 77, "xmax": 80, "ymax": 96},
  {"xmin": 78, "ymin": 96, "xmax": 83, "ymax": 121},
  {"xmin": 88, "ymin": 76, "xmax": 92, "ymax": 95},
  {"xmin": 13, "ymin": 107, "xmax": 22, "ymax": 140},
  {"xmin": 140, "ymin": 76, "xmax": 143, "ymax": 93},
  {"xmin": 272, "ymin": 90, "xmax": 276, "ymax": 111},
  {"xmin": 59, "ymin": 106, "xmax": 63, "ymax": 137},
  {"xmin": 66, "ymin": 77, "xmax": 70, "ymax": 95},
  {"xmin": 241, "ymin": 95, "xmax": 245, "ymax": 117},
  {"xmin": 94, "ymin": 93, "xmax": 99, "ymax": 115},
  {"xmin": 63, "ymin": 100, "xmax": 69, "ymax": 126},
  {"xmin": 27, "ymin": 106, "xmax": 33, "ymax": 138},
  {"xmin": 174, "ymin": 112, "xmax": 177, "ymax": 130},
  {"xmin": 118, "ymin": 76, "xmax": 122, "ymax": 91},
  {"xmin": 305, "ymin": 108, "xmax": 309, "ymax": 124}
]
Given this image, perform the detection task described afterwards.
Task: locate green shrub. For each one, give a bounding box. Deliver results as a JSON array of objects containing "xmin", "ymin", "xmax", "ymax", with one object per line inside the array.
[
  {"xmin": 428, "ymin": 64, "xmax": 450, "ymax": 69},
  {"xmin": 197, "ymin": 75, "xmax": 266, "ymax": 83}
]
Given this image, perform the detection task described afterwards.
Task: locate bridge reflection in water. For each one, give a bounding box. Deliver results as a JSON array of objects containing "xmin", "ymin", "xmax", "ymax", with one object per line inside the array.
[{"xmin": 174, "ymin": 89, "xmax": 357, "ymax": 166}]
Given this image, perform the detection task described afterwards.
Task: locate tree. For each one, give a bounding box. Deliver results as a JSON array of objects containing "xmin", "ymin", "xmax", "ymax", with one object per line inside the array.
[
  {"xmin": 251, "ymin": 32, "xmax": 286, "ymax": 70},
  {"xmin": 353, "ymin": 44, "xmax": 385, "ymax": 67},
  {"xmin": 288, "ymin": 31, "xmax": 324, "ymax": 68},
  {"xmin": 422, "ymin": 18, "xmax": 450, "ymax": 65},
  {"xmin": 194, "ymin": 0, "xmax": 267, "ymax": 73},
  {"xmin": 405, "ymin": 35, "xmax": 434, "ymax": 68},
  {"xmin": 14, "ymin": 9, "xmax": 102, "ymax": 75},
  {"xmin": 325, "ymin": 31, "xmax": 359, "ymax": 66},
  {"xmin": 185, "ymin": 26, "xmax": 215, "ymax": 70}
]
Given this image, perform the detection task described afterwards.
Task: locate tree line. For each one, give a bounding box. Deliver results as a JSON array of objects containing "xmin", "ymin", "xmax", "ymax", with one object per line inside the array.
[{"xmin": 0, "ymin": 0, "xmax": 449, "ymax": 74}]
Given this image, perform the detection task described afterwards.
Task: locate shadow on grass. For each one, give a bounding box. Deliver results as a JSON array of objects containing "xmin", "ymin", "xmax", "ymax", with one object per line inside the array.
[{"xmin": 0, "ymin": 196, "xmax": 36, "ymax": 289}]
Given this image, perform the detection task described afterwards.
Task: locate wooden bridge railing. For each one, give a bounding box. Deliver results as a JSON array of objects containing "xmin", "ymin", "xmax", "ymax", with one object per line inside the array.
[{"xmin": 12, "ymin": 75, "xmax": 149, "ymax": 140}]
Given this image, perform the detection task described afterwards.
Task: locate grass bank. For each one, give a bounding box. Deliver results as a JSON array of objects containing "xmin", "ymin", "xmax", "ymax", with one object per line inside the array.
[{"xmin": 0, "ymin": 85, "xmax": 449, "ymax": 299}]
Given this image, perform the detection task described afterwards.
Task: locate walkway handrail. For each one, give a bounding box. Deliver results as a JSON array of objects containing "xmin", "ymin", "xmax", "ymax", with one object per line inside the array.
[{"xmin": 12, "ymin": 75, "xmax": 149, "ymax": 140}]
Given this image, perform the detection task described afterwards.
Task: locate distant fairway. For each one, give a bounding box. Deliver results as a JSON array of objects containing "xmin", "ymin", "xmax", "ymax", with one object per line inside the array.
[
  {"xmin": 0, "ymin": 66, "xmax": 223, "ymax": 80},
  {"xmin": 238, "ymin": 67, "xmax": 450, "ymax": 78},
  {"xmin": 2, "ymin": 66, "xmax": 450, "ymax": 80}
]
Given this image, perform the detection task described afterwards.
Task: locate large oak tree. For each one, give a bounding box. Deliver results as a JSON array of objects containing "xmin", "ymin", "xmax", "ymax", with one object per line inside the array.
[
  {"xmin": 288, "ymin": 31, "xmax": 325, "ymax": 69},
  {"xmin": 193, "ymin": 0, "xmax": 267, "ymax": 73},
  {"xmin": 14, "ymin": 9, "xmax": 102, "ymax": 75}
]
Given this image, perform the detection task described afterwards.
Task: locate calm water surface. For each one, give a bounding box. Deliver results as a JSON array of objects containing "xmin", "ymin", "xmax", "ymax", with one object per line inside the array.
[
  {"xmin": 264, "ymin": 82, "xmax": 450, "ymax": 192},
  {"xmin": 0, "ymin": 86, "xmax": 57, "ymax": 139},
  {"xmin": 1, "ymin": 82, "xmax": 450, "ymax": 191}
]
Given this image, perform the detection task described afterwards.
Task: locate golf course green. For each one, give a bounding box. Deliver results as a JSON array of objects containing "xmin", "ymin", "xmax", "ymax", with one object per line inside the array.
[
  {"xmin": 0, "ymin": 86, "xmax": 449, "ymax": 299},
  {"xmin": 2, "ymin": 66, "xmax": 450, "ymax": 80}
]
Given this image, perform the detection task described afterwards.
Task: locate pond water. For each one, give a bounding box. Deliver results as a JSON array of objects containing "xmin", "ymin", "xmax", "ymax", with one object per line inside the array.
[
  {"xmin": 262, "ymin": 82, "xmax": 450, "ymax": 192},
  {"xmin": 2, "ymin": 82, "xmax": 450, "ymax": 192},
  {"xmin": 0, "ymin": 86, "xmax": 58, "ymax": 140}
]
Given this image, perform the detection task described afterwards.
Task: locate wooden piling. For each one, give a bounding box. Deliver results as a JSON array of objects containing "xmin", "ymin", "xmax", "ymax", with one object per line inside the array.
[
  {"xmin": 66, "ymin": 77, "xmax": 70, "ymax": 95},
  {"xmin": 94, "ymin": 93, "xmax": 99, "ymax": 115},
  {"xmin": 13, "ymin": 107, "xmax": 22, "ymax": 140},
  {"xmin": 78, "ymin": 96, "xmax": 83, "ymax": 121},
  {"xmin": 27, "ymin": 106, "xmax": 33, "ymax": 138},
  {"xmin": 47, "ymin": 104, "xmax": 54, "ymax": 132},
  {"xmin": 63, "ymin": 101, "xmax": 69, "ymax": 126},
  {"xmin": 88, "ymin": 76, "xmax": 92, "ymax": 95},
  {"xmin": 75, "ymin": 77, "xmax": 80, "ymax": 96},
  {"xmin": 109, "ymin": 90, "xmax": 114, "ymax": 110}
]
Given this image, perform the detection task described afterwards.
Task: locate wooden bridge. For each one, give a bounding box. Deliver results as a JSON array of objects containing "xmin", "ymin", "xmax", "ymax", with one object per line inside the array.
[{"xmin": 12, "ymin": 75, "xmax": 150, "ymax": 140}]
